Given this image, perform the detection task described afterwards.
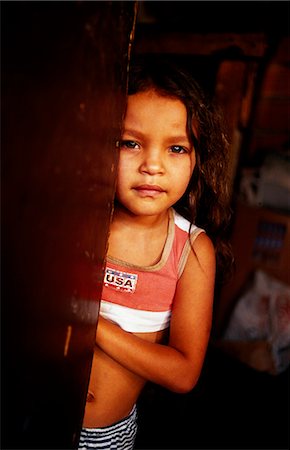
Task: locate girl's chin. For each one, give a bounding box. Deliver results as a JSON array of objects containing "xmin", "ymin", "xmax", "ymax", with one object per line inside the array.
[
  {"xmin": 119, "ymin": 204, "xmax": 171, "ymax": 218},
  {"xmin": 114, "ymin": 195, "xmax": 176, "ymax": 217}
]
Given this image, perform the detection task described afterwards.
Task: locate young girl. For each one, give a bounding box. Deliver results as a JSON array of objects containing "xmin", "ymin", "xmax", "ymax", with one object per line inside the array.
[{"xmin": 79, "ymin": 57, "xmax": 232, "ymax": 449}]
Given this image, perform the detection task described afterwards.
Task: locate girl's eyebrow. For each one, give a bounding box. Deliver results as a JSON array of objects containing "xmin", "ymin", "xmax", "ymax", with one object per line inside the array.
[
  {"xmin": 122, "ymin": 129, "xmax": 191, "ymax": 144},
  {"xmin": 122, "ymin": 129, "xmax": 144, "ymax": 139},
  {"xmin": 165, "ymin": 135, "xmax": 191, "ymax": 143}
]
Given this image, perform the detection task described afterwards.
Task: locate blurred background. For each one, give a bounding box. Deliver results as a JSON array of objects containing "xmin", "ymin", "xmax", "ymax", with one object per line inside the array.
[{"xmin": 132, "ymin": 2, "xmax": 290, "ymax": 449}]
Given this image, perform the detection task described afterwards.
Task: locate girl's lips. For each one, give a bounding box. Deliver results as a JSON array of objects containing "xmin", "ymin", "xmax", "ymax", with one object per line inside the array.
[{"xmin": 133, "ymin": 185, "xmax": 165, "ymax": 197}]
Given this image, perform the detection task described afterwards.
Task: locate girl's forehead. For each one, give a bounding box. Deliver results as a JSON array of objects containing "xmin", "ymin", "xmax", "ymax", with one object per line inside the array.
[
  {"xmin": 126, "ymin": 89, "xmax": 198, "ymax": 139},
  {"xmin": 128, "ymin": 89, "xmax": 184, "ymax": 106},
  {"xmin": 125, "ymin": 91, "xmax": 188, "ymax": 134}
]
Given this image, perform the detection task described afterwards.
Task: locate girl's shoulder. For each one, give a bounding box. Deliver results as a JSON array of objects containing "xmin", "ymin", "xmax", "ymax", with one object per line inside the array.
[
  {"xmin": 171, "ymin": 208, "xmax": 214, "ymax": 279},
  {"xmin": 172, "ymin": 208, "xmax": 205, "ymax": 240}
]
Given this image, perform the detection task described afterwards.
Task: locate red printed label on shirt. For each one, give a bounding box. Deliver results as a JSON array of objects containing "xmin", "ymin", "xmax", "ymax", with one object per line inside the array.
[{"xmin": 104, "ymin": 267, "xmax": 138, "ymax": 293}]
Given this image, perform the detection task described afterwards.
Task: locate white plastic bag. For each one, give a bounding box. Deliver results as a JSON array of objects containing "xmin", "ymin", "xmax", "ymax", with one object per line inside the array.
[{"xmin": 224, "ymin": 270, "xmax": 290, "ymax": 374}]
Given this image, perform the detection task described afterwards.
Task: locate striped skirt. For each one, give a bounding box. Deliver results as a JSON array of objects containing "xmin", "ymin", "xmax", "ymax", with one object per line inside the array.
[{"xmin": 78, "ymin": 405, "xmax": 138, "ymax": 450}]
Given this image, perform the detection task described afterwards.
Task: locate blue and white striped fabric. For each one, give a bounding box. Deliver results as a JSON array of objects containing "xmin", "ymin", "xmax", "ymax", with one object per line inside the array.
[{"xmin": 78, "ymin": 405, "xmax": 138, "ymax": 450}]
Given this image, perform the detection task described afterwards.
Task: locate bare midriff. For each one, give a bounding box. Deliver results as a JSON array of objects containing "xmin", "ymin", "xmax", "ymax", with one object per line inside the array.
[{"xmin": 82, "ymin": 328, "xmax": 168, "ymax": 428}]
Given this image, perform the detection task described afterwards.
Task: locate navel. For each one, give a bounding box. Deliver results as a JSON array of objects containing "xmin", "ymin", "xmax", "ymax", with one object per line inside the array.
[{"xmin": 86, "ymin": 390, "xmax": 96, "ymax": 403}]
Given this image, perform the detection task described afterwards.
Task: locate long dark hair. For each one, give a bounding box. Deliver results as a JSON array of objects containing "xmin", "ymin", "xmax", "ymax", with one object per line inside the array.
[{"xmin": 127, "ymin": 56, "xmax": 233, "ymax": 281}]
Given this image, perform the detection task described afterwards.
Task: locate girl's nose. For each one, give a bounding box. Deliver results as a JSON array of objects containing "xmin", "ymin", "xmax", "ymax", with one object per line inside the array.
[{"xmin": 139, "ymin": 148, "xmax": 165, "ymax": 175}]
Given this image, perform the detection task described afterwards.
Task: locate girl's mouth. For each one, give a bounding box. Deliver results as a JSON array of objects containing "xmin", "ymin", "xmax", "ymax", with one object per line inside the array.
[{"xmin": 134, "ymin": 184, "xmax": 165, "ymax": 197}]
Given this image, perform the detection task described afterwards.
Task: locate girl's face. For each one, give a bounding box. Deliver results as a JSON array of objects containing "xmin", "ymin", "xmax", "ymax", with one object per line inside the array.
[{"xmin": 116, "ymin": 89, "xmax": 196, "ymax": 218}]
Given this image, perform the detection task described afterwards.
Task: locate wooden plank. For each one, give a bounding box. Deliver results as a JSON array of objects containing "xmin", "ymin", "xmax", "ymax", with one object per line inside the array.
[{"xmin": 2, "ymin": 2, "xmax": 136, "ymax": 448}]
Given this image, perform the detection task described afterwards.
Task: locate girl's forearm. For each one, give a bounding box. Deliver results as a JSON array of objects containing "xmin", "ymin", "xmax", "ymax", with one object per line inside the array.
[{"xmin": 96, "ymin": 316, "xmax": 202, "ymax": 393}]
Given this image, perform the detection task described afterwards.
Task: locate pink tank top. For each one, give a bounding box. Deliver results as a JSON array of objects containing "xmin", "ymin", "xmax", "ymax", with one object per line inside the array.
[{"xmin": 100, "ymin": 208, "xmax": 204, "ymax": 332}]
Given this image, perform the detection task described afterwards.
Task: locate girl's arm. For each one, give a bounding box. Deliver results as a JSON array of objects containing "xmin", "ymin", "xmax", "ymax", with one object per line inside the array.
[{"xmin": 96, "ymin": 233, "xmax": 216, "ymax": 393}]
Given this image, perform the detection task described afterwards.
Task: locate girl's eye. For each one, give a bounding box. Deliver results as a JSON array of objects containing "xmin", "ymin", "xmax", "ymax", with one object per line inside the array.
[
  {"xmin": 119, "ymin": 140, "xmax": 140, "ymax": 150},
  {"xmin": 169, "ymin": 145, "xmax": 188, "ymax": 154}
]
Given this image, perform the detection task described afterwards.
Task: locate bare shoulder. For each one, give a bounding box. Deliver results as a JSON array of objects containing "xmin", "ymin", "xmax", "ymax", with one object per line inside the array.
[
  {"xmin": 187, "ymin": 231, "xmax": 216, "ymax": 276},
  {"xmin": 175, "ymin": 231, "xmax": 216, "ymax": 310}
]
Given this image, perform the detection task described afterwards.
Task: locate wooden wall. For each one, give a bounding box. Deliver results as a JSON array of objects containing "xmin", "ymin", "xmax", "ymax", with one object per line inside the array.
[{"xmin": 2, "ymin": 2, "xmax": 136, "ymax": 448}]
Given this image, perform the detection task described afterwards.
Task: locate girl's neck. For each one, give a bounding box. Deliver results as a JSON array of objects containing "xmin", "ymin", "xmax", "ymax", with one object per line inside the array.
[
  {"xmin": 108, "ymin": 205, "xmax": 171, "ymax": 266},
  {"xmin": 112, "ymin": 204, "xmax": 170, "ymax": 231}
]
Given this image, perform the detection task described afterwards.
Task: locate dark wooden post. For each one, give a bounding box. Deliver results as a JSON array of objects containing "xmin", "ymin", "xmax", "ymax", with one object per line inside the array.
[{"xmin": 1, "ymin": 2, "xmax": 136, "ymax": 448}]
